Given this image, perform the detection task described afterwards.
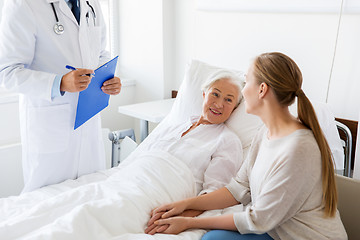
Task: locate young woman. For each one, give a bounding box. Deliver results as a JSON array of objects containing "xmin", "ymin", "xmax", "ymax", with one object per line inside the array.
[{"xmin": 147, "ymin": 52, "xmax": 347, "ymax": 240}]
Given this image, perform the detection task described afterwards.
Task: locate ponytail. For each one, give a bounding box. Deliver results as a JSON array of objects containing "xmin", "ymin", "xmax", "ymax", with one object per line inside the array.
[
  {"xmin": 254, "ymin": 52, "xmax": 337, "ymax": 218},
  {"xmin": 296, "ymin": 90, "xmax": 337, "ymax": 217}
]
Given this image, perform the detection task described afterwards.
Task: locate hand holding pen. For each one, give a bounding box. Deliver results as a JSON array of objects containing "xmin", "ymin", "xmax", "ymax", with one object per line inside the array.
[
  {"xmin": 60, "ymin": 65, "xmax": 94, "ymax": 93},
  {"xmin": 62, "ymin": 65, "xmax": 121, "ymax": 95}
]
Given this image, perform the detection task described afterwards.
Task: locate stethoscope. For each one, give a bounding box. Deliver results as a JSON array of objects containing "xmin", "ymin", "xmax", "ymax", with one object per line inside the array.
[{"xmin": 51, "ymin": 1, "xmax": 96, "ymax": 35}]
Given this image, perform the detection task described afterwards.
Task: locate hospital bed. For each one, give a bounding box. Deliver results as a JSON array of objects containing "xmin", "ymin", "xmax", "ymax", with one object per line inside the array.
[
  {"xmin": 0, "ymin": 60, "xmax": 352, "ymax": 240},
  {"xmin": 108, "ymin": 128, "xmax": 136, "ymax": 167},
  {"xmin": 335, "ymin": 120, "xmax": 353, "ymax": 177}
]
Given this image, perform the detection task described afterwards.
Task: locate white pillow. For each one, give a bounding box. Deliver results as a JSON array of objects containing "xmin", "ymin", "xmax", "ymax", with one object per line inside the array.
[
  {"xmin": 166, "ymin": 59, "xmax": 262, "ymax": 149},
  {"xmin": 225, "ymin": 101, "xmax": 263, "ymax": 149}
]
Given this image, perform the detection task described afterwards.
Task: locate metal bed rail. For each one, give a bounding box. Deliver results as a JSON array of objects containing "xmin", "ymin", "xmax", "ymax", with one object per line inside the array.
[
  {"xmin": 108, "ymin": 128, "xmax": 136, "ymax": 167},
  {"xmin": 335, "ymin": 120, "xmax": 352, "ymax": 178}
]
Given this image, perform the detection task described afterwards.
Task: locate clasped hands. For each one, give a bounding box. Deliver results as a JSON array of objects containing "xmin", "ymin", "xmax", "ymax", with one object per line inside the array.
[
  {"xmin": 60, "ymin": 68, "xmax": 121, "ymax": 95},
  {"xmin": 145, "ymin": 201, "xmax": 203, "ymax": 235}
]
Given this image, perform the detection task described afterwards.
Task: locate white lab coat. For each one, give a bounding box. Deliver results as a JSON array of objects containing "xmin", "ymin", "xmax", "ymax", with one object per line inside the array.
[{"xmin": 0, "ymin": 0, "xmax": 111, "ymax": 192}]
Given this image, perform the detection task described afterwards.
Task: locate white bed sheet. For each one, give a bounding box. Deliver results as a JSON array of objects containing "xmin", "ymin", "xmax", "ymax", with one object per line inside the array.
[{"xmin": 0, "ymin": 151, "xmax": 212, "ymax": 240}]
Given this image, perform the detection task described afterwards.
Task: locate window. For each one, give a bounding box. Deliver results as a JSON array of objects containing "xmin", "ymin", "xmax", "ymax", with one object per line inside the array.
[
  {"xmin": 99, "ymin": 0, "xmax": 111, "ymax": 53},
  {"xmin": 0, "ymin": 0, "xmax": 7, "ymax": 95}
]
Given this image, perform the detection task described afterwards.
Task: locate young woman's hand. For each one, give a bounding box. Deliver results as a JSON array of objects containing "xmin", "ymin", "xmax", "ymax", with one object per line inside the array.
[
  {"xmin": 152, "ymin": 199, "xmax": 190, "ymax": 219},
  {"xmin": 147, "ymin": 210, "xmax": 164, "ymax": 228},
  {"xmin": 146, "ymin": 209, "xmax": 204, "ymax": 235},
  {"xmin": 145, "ymin": 221, "xmax": 169, "ymax": 235},
  {"xmin": 152, "ymin": 216, "xmax": 191, "ymax": 235}
]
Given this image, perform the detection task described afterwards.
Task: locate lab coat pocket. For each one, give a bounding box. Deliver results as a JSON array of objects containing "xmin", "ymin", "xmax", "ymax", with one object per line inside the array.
[
  {"xmin": 88, "ymin": 26, "xmax": 102, "ymax": 63},
  {"xmin": 27, "ymin": 104, "xmax": 71, "ymax": 154}
]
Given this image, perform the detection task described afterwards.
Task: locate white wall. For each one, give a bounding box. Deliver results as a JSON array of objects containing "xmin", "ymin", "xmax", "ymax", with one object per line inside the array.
[
  {"xmin": 113, "ymin": 0, "xmax": 360, "ymax": 122},
  {"xmin": 117, "ymin": 0, "xmax": 165, "ymax": 102},
  {"xmin": 172, "ymin": 1, "xmax": 360, "ymax": 121},
  {"xmin": 326, "ymin": 14, "xmax": 360, "ymax": 120},
  {"xmin": 173, "ymin": 0, "xmax": 196, "ymax": 92},
  {"xmin": 168, "ymin": 1, "xmax": 360, "ymax": 171},
  {"xmin": 101, "ymin": 83, "xmax": 136, "ymax": 131}
]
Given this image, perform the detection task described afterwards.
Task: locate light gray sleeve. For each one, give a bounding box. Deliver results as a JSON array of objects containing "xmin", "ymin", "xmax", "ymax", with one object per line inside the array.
[
  {"xmin": 232, "ymin": 134, "xmax": 322, "ymax": 234},
  {"xmin": 225, "ymin": 163, "xmax": 251, "ymax": 205}
]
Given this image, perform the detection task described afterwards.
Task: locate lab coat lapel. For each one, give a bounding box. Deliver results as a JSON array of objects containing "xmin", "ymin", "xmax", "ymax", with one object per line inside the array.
[
  {"xmin": 47, "ymin": 0, "xmax": 80, "ymax": 27},
  {"xmin": 79, "ymin": 0, "xmax": 89, "ymax": 26},
  {"xmin": 78, "ymin": 0, "xmax": 94, "ymax": 68}
]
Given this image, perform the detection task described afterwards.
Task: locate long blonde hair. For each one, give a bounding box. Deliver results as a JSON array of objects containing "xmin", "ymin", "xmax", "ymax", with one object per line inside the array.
[{"xmin": 253, "ymin": 52, "xmax": 337, "ymax": 217}]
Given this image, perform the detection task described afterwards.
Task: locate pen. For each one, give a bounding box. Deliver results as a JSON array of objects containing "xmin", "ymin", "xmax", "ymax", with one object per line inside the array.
[
  {"xmin": 65, "ymin": 65, "xmax": 94, "ymax": 77},
  {"xmin": 65, "ymin": 65, "xmax": 76, "ymax": 71}
]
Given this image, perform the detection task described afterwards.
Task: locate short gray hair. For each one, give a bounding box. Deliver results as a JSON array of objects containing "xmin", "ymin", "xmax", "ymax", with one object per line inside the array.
[{"xmin": 201, "ymin": 70, "xmax": 244, "ymax": 105}]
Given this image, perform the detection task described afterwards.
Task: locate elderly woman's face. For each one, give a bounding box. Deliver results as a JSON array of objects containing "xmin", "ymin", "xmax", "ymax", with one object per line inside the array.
[{"xmin": 201, "ymin": 78, "xmax": 239, "ymax": 124}]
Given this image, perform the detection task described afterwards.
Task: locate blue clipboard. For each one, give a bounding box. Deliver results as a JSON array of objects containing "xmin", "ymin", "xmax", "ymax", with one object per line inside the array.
[{"xmin": 74, "ymin": 56, "xmax": 118, "ymax": 130}]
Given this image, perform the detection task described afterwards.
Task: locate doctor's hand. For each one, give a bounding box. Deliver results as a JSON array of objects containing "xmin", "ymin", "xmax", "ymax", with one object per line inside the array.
[
  {"xmin": 60, "ymin": 68, "xmax": 94, "ymax": 92},
  {"xmin": 101, "ymin": 77, "xmax": 121, "ymax": 95}
]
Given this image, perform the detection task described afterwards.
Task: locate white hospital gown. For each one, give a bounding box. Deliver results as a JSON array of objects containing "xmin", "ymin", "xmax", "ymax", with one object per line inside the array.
[{"xmin": 128, "ymin": 116, "xmax": 243, "ymax": 195}]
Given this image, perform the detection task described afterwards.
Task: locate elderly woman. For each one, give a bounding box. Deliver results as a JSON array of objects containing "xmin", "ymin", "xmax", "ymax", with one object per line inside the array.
[
  {"xmin": 136, "ymin": 71, "xmax": 244, "ymax": 196},
  {"xmin": 0, "ymin": 71, "xmax": 245, "ymax": 239}
]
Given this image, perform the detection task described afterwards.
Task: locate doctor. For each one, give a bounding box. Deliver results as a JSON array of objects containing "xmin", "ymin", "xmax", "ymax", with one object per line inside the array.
[{"xmin": 0, "ymin": 0, "xmax": 121, "ymax": 192}]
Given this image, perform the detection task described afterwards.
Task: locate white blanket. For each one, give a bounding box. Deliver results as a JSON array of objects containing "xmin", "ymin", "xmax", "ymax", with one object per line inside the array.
[{"xmin": 0, "ymin": 151, "xmax": 208, "ymax": 240}]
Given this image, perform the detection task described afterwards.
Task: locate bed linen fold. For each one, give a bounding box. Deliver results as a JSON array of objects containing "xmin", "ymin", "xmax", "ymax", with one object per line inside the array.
[{"xmin": 0, "ymin": 151, "xmax": 208, "ymax": 240}]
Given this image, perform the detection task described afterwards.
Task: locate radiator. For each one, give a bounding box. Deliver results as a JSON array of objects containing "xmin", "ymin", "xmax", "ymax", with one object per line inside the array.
[{"xmin": 0, "ymin": 143, "xmax": 23, "ymax": 197}]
